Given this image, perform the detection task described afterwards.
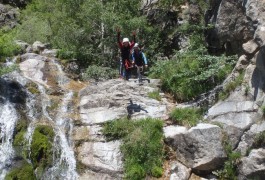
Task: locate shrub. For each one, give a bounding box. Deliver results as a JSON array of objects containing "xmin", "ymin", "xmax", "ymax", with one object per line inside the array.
[
  {"xmin": 218, "ymin": 72, "xmax": 244, "ymax": 101},
  {"xmin": 147, "ymin": 90, "xmax": 162, "ymax": 101},
  {"xmin": 102, "ymin": 118, "xmax": 164, "ymax": 179},
  {"xmin": 83, "ymin": 65, "xmax": 118, "ymax": 80},
  {"xmin": 150, "ymin": 47, "xmax": 237, "ymax": 102},
  {"xmin": 0, "ymin": 30, "xmax": 20, "ymax": 62},
  {"xmin": 170, "ymin": 107, "xmax": 203, "ymax": 127},
  {"xmin": 253, "ymin": 131, "xmax": 265, "ymax": 148}
]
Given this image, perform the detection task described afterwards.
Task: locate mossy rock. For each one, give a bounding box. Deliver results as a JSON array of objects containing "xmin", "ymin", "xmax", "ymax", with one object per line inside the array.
[
  {"xmin": 30, "ymin": 125, "xmax": 54, "ymax": 170},
  {"xmin": 13, "ymin": 119, "xmax": 27, "ymax": 147},
  {"xmin": 5, "ymin": 161, "xmax": 36, "ymax": 180},
  {"xmin": 26, "ymin": 82, "xmax": 40, "ymax": 95}
]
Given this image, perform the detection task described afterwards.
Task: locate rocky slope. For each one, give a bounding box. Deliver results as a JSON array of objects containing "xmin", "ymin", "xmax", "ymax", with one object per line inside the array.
[{"xmin": 1, "ymin": 0, "xmax": 265, "ymax": 179}]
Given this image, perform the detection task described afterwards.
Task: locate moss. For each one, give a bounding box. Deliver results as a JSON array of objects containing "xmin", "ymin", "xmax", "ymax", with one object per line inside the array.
[
  {"xmin": 26, "ymin": 82, "xmax": 40, "ymax": 95},
  {"xmin": 30, "ymin": 125, "xmax": 54, "ymax": 170},
  {"xmin": 147, "ymin": 90, "xmax": 162, "ymax": 101},
  {"xmin": 5, "ymin": 161, "xmax": 36, "ymax": 180},
  {"xmin": 13, "ymin": 119, "xmax": 27, "ymax": 147}
]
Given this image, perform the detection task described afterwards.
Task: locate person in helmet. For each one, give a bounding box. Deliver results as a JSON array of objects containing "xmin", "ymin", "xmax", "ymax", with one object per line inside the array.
[
  {"xmin": 132, "ymin": 43, "xmax": 148, "ymax": 83},
  {"xmin": 117, "ymin": 28, "xmax": 136, "ymax": 80}
]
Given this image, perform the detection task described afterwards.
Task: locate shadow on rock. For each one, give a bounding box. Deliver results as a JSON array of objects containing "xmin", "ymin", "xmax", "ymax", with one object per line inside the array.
[
  {"xmin": 251, "ymin": 45, "xmax": 265, "ymax": 101},
  {"xmin": 126, "ymin": 99, "xmax": 148, "ymax": 119}
]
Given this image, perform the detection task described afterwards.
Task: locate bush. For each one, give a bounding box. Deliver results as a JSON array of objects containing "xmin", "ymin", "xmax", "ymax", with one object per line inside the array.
[
  {"xmin": 83, "ymin": 65, "xmax": 118, "ymax": 80},
  {"xmin": 170, "ymin": 107, "xmax": 203, "ymax": 127},
  {"xmin": 253, "ymin": 131, "xmax": 265, "ymax": 148},
  {"xmin": 214, "ymin": 143, "xmax": 241, "ymax": 180},
  {"xmin": 0, "ymin": 30, "xmax": 20, "ymax": 62},
  {"xmin": 149, "ymin": 46, "xmax": 237, "ymax": 102},
  {"xmin": 102, "ymin": 118, "xmax": 164, "ymax": 179},
  {"xmin": 218, "ymin": 71, "xmax": 244, "ymax": 101}
]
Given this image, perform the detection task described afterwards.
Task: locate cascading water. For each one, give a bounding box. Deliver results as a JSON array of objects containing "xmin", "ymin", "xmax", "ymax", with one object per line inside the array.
[
  {"xmin": 0, "ymin": 101, "xmax": 18, "ymax": 179},
  {"xmin": 42, "ymin": 59, "xmax": 78, "ymax": 179},
  {"xmin": 45, "ymin": 91, "xmax": 78, "ymax": 180},
  {"xmin": 1, "ymin": 55, "xmax": 78, "ymax": 179}
]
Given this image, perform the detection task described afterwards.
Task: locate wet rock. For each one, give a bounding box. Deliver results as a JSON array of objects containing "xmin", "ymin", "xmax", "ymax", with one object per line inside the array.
[{"xmin": 19, "ymin": 58, "xmax": 46, "ymax": 85}]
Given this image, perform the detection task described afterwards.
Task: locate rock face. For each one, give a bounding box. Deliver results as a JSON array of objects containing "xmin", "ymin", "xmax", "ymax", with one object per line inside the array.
[
  {"xmin": 164, "ymin": 124, "xmax": 226, "ymax": 172},
  {"xmin": 206, "ymin": 0, "xmax": 265, "ymax": 54},
  {"xmin": 0, "ymin": 3, "xmax": 19, "ymax": 29},
  {"xmin": 238, "ymin": 148, "xmax": 265, "ymax": 180},
  {"xmin": 77, "ymin": 78, "xmax": 173, "ymax": 179},
  {"xmin": 79, "ymin": 79, "xmax": 169, "ymax": 124}
]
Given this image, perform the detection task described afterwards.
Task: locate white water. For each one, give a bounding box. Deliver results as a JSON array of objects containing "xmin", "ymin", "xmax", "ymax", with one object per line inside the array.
[
  {"xmin": 46, "ymin": 91, "xmax": 78, "ymax": 180},
  {"xmin": 43, "ymin": 60, "xmax": 78, "ymax": 179},
  {"xmin": 0, "ymin": 102, "xmax": 18, "ymax": 179},
  {"xmin": 1, "ymin": 57, "xmax": 78, "ymax": 179}
]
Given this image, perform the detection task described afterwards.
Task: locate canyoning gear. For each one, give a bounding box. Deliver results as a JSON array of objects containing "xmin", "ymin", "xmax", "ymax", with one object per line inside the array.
[
  {"xmin": 123, "ymin": 38, "xmax": 129, "ymax": 43},
  {"xmin": 133, "ymin": 43, "xmax": 139, "ymax": 48}
]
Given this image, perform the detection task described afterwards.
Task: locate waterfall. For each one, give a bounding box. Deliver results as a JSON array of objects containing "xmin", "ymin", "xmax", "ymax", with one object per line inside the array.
[
  {"xmin": 45, "ymin": 91, "xmax": 78, "ymax": 180},
  {"xmin": 43, "ymin": 60, "xmax": 78, "ymax": 179},
  {"xmin": 0, "ymin": 102, "xmax": 18, "ymax": 179}
]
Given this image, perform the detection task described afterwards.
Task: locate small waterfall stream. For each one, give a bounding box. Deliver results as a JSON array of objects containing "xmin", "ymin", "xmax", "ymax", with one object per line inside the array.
[
  {"xmin": 0, "ymin": 57, "xmax": 79, "ymax": 179},
  {"xmin": 0, "ymin": 102, "xmax": 18, "ymax": 179}
]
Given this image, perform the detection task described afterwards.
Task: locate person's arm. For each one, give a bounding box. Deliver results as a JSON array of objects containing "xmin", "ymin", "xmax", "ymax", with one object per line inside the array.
[
  {"xmin": 142, "ymin": 52, "xmax": 148, "ymax": 66},
  {"xmin": 117, "ymin": 28, "xmax": 122, "ymax": 48},
  {"xmin": 131, "ymin": 52, "xmax": 135, "ymax": 64},
  {"xmin": 130, "ymin": 31, "xmax": 136, "ymax": 49}
]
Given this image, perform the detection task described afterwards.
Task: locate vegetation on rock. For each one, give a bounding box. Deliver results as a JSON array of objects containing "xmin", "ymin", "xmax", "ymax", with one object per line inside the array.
[
  {"xmin": 147, "ymin": 90, "xmax": 162, "ymax": 101},
  {"xmin": 5, "ymin": 161, "xmax": 36, "ymax": 180},
  {"xmin": 170, "ymin": 107, "xmax": 203, "ymax": 127},
  {"xmin": 30, "ymin": 125, "xmax": 54, "ymax": 173},
  {"xmin": 103, "ymin": 118, "xmax": 164, "ymax": 179}
]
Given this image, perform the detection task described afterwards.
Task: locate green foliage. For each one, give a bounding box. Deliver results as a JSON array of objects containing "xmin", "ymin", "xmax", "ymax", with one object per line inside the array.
[
  {"xmin": 13, "ymin": 119, "xmax": 28, "ymax": 147},
  {"xmin": 214, "ymin": 141, "xmax": 241, "ymax": 180},
  {"xmin": 5, "ymin": 161, "xmax": 36, "ymax": 180},
  {"xmin": 15, "ymin": 0, "xmax": 158, "ymax": 67},
  {"xmin": 147, "ymin": 90, "xmax": 162, "ymax": 101},
  {"xmin": 26, "ymin": 82, "xmax": 40, "ymax": 95},
  {"xmin": 150, "ymin": 47, "xmax": 237, "ymax": 101},
  {"xmin": 83, "ymin": 65, "xmax": 118, "ymax": 80},
  {"xmin": 170, "ymin": 107, "xmax": 203, "ymax": 127},
  {"xmin": 0, "ymin": 65, "xmax": 18, "ymax": 76},
  {"xmin": 218, "ymin": 72, "xmax": 244, "ymax": 101},
  {"xmin": 30, "ymin": 125, "xmax": 54, "ymax": 169},
  {"xmin": 0, "ymin": 30, "xmax": 20, "ymax": 62},
  {"xmin": 102, "ymin": 118, "xmax": 164, "ymax": 179},
  {"xmin": 253, "ymin": 131, "xmax": 265, "ymax": 148}
]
